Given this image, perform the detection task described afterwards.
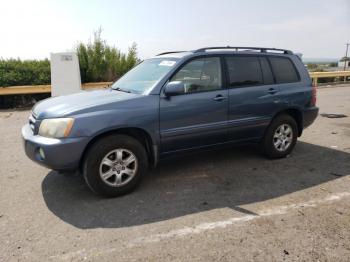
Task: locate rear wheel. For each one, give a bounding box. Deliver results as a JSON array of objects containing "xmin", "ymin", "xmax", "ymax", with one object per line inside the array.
[
  {"xmin": 83, "ymin": 134, "xmax": 148, "ymax": 197},
  {"xmin": 261, "ymin": 114, "xmax": 298, "ymax": 159}
]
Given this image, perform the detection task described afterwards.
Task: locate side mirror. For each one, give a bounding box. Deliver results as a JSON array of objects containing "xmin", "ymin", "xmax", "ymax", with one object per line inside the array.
[{"xmin": 164, "ymin": 81, "xmax": 185, "ymax": 96}]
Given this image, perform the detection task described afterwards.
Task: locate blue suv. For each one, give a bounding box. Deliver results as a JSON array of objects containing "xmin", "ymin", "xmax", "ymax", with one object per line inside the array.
[{"xmin": 22, "ymin": 47, "xmax": 318, "ymax": 197}]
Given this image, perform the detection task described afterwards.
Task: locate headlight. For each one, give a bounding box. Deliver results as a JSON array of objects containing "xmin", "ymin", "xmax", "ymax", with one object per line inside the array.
[{"xmin": 38, "ymin": 118, "xmax": 74, "ymax": 138}]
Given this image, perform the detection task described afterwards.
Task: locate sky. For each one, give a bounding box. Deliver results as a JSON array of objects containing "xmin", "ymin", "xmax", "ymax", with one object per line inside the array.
[{"xmin": 0, "ymin": 0, "xmax": 349, "ymax": 60}]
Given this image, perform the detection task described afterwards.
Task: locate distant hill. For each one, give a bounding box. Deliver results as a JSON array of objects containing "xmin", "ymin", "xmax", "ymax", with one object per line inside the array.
[{"xmin": 303, "ymin": 58, "xmax": 338, "ymax": 64}]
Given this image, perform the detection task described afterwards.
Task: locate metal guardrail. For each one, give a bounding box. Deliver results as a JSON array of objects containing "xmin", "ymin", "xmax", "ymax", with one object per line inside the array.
[
  {"xmin": 309, "ymin": 71, "xmax": 350, "ymax": 86},
  {"xmin": 0, "ymin": 71, "xmax": 350, "ymax": 96},
  {"xmin": 0, "ymin": 82, "xmax": 113, "ymax": 96}
]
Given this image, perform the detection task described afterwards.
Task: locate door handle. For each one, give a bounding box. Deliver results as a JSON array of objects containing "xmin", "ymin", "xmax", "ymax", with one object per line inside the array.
[
  {"xmin": 268, "ymin": 88, "xmax": 277, "ymax": 95},
  {"xmin": 212, "ymin": 95, "xmax": 227, "ymax": 101}
]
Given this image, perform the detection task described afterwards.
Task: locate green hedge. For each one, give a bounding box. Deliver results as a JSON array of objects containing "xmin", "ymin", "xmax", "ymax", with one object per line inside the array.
[{"xmin": 0, "ymin": 59, "xmax": 51, "ymax": 87}]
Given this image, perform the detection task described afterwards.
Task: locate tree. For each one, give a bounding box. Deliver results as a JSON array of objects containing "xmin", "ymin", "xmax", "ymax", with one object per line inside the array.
[{"xmin": 76, "ymin": 28, "xmax": 139, "ymax": 83}]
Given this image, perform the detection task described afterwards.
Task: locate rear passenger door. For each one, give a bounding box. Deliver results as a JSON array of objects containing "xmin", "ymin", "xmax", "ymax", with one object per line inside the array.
[{"xmin": 225, "ymin": 55, "xmax": 279, "ymax": 141}]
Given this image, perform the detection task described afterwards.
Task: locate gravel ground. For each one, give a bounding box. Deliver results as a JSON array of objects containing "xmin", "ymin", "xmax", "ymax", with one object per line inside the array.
[{"xmin": 0, "ymin": 85, "xmax": 350, "ymax": 262}]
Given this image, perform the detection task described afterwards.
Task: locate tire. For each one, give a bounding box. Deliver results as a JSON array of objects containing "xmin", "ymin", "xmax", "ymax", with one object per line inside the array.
[
  {"xmin": 261, "ymin": 114, "xmax": 298, "ymax": 159},
  {"xmin": 83, "ymin": 134, "xmax": 148, "ymax": 197}
]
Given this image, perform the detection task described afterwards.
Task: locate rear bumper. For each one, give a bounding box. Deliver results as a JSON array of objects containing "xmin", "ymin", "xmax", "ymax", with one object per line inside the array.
[
  {"xmin": 22, "ymin": 124, "xmax": 90, "ymax": 171},
  {"xmin": 303, "ymin": 106, "xmax": 319, "ymax": 129}
]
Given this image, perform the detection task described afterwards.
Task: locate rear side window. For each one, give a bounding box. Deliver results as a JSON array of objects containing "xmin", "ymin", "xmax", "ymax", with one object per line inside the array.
[
  {"xmin": 225, "ymin": 56, "xmax": 263, "ymax": 87},
  {"xmin": 269, "ymin": 57, "xmax": 299, "ymax": 84}
]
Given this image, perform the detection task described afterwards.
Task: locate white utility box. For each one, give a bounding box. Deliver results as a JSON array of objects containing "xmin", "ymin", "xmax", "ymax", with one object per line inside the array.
[{"xmin": 50, "ymin": 52, "xmax": 82, "ymax": 97}]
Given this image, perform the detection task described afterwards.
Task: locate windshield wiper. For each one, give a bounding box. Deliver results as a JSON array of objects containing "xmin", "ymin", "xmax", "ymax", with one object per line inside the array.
[{"xmin": 112, "ymin": 87, "xmax": 131, "ymax": 93}]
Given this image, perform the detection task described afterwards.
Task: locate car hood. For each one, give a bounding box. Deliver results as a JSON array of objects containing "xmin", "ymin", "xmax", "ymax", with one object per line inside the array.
[{"xmin": 32, "ymin": 89, "xmax": 139, "ymax": 119}]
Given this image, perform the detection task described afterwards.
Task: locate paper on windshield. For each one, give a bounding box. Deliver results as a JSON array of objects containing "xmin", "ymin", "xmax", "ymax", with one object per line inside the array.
[{"xmin": 159, "ymin": 60, "xmax": 176, "ymax": 67}]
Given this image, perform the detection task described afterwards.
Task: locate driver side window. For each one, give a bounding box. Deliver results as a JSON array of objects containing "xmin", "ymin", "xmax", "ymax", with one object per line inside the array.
[{"xmin": 170, "ymin": 57, "xmax": 222, "ymax": 94}]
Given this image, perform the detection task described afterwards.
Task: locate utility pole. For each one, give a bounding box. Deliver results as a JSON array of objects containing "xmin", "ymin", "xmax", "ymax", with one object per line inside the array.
[{"xmin": 344, "ymin": 43, "xmax": 350, "ymax": 71}]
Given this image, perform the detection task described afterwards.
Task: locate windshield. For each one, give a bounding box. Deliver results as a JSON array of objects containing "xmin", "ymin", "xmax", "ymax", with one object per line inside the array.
[{"xmin": 111, "ymin": 58, "xmax": 179, "ymax": 94}]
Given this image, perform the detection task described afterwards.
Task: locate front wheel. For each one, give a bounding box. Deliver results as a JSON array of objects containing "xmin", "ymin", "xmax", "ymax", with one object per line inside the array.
[
  {"xmin": 261, "ymin": 114, "xmax": 298, "ymax": 159},
  {"xmin": 83, "ymin": 134, "xmax": 148, "ymax": 197}
]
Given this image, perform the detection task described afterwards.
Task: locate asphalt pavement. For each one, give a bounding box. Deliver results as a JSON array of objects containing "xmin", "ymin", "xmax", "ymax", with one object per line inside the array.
[{"xmin": 1, "ymin": 85, "xmax": 350, "ymax": 261}]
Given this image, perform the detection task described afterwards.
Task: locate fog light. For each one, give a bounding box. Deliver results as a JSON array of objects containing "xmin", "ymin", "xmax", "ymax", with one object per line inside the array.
[{"xmin": 39, "ymin": 148, "xmax": 45, "ymax": 159}]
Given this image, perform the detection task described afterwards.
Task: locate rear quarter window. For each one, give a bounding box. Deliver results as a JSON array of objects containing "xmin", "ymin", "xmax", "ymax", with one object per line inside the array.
[{"xmin": 269, "ymin": 57, "xmax": 299, "ymax": 84}]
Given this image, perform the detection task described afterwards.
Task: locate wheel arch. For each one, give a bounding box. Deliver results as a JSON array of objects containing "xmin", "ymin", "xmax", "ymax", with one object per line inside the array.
[
  {"xmin": 272, "ymin": 108, "xmax": 303, "ymax": 136},
  {"xmin": 80, "ymin": 127, "xmax": 157, "ymax": 171}
]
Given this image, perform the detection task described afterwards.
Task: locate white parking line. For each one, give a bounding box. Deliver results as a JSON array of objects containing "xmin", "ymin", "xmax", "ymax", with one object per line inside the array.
[
  {"xmin": 54, "ymin": 191, "xmax": 350, "ymax": 260},
  {"xmin": 131, "ymin": 192, "xmax": 350, "ymax": 245}
]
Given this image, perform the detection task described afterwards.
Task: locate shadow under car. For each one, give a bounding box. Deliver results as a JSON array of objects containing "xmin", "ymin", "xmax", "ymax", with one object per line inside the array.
[{"xmin": 41, "ymin": 141, "xmax": 350, "ymax": 229}]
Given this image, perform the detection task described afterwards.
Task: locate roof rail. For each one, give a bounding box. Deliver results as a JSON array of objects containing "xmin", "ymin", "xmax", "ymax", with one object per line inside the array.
[
  {"xmin": 156, "ymin": 51, "xmax": 187, "ymax": 56},
  {"xmin": 193, "ymin": 46, "xmax": 293, "ymax": 55}
]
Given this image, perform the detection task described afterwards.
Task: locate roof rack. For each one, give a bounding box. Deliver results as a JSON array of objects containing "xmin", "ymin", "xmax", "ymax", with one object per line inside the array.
[
  {"xmin": 156, "ymin": 51, "xmax": 187, "ymax": 56},
  {"xmin": 193, "ymin": 46, "xmax": 293, "ymax": 55}
]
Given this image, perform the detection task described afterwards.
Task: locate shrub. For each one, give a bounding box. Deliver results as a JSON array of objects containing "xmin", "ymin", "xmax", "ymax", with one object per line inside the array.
[{"xmin": 76, "ymin": 29, "xmax": 139, "ymax": 83}]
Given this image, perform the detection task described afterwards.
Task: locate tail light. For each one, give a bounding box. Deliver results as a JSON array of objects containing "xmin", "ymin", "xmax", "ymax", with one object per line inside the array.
[{"xmin": 311, "ymin": 84, "xmax": 317, "ymax": 106}]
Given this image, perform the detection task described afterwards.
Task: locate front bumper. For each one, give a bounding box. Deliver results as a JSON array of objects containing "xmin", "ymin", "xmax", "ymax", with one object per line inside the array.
[
  {"xmin": 22, "ymin": 124, "xmax": 90, "ymax": 171},
  {"xmin": 303, "ymin": 106, "xmax": 319, "ymax": 128}
]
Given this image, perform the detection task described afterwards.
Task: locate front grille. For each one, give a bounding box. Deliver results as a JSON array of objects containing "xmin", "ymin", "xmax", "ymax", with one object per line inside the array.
[{"xmin": 29, "ymin": 114, "xmax": 36, "ymax": 133}]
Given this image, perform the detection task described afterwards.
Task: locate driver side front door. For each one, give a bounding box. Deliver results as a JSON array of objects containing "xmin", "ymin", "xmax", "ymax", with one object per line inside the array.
[{"xmin": 159, "ymin": 56, "xmax": 229, "ymax": 153}]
